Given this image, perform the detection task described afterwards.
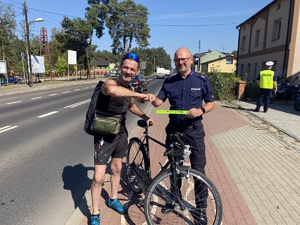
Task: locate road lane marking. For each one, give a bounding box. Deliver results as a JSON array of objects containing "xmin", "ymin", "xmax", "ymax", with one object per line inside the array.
[
  {"xmin": 31, "ymin": 96, "xmax": 42, "ymax": 100},
  {"xmin": 48, "ymin": 93, "xmax": 58, "ymax": 96},
  {"xmin": 0, "ymin": 125, "xmax": 18, "ymax": 133},
  {"xmin": 7, "ymin": 101, "xmax": 21, "ymax": 105},
  {"xmin": 62, "ymin": 91, "xmax": 70, "ymax": 93},
  {"xmin": 64, "ymin": 99, "xmax": 90, "ymax": 109},
  {"xmin": 75, "ymin": 89, "xmax": 80, "ymax": 91},
  {"xmin": 83, "ymin": 87, "xmax": 89, "ymax": 89},
  {"xmin": 37, "ymin": 111, "xmax": 59, "ymax": 118}
]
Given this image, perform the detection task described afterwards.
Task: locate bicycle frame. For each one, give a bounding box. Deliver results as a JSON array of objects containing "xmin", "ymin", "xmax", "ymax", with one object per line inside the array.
[
  {"xmin": 140, "ymin": 125, "xmax": 167, "ymax": 180},
  {"xmin": 137, "ymin": 121, "xmax": 191, "ymax": 184}
]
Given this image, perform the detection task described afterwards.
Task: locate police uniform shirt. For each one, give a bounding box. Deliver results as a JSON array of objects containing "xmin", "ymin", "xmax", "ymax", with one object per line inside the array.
[{"xmin": 157, "ymin": 71, "xmax": 214, "ymax": 126}]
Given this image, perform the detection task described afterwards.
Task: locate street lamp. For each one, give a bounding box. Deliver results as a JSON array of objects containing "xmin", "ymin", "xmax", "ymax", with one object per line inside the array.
[{"xmin": 25, "ymin": 14, "xmax": 44, "ymax": 87}]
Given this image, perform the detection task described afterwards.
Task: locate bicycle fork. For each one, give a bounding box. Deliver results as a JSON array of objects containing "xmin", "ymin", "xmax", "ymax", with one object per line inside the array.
[{"xmin": 170, "ymin": 163, "xmax": 186, "ymax": 211}]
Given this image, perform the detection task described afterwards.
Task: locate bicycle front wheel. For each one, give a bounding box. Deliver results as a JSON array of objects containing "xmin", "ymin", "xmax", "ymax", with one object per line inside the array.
[
  {"xmin": 144, "ymin": 167, "xmax": 222, "ymax": 225},
  {"xmin": 126, "ymin": 137, "xmax": 148, "ymax": 194}
]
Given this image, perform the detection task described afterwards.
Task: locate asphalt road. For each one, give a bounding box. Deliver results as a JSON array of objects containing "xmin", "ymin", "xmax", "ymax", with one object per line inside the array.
[{"xmin": 0, "ymin": 77, "xmax": 163, "ymax": 225}]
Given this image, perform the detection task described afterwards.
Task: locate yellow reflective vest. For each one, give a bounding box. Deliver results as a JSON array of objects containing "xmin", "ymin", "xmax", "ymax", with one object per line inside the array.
[{"xmin": 259, "ymin": 70, "xmax": 274, "ymax": 89}]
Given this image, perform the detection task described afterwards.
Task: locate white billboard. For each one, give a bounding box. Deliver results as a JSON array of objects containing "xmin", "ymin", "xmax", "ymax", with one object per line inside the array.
[
  {"xmin": 28, "ymin": 56, "xmax": 45, "ymax": 74},
  {"xmin": 68, "ymin": 50, "xmax": 77, "ymax": 65},
  {"xmin": 0, "ymin": 60, "xmax": 7, "ymax": 74}
]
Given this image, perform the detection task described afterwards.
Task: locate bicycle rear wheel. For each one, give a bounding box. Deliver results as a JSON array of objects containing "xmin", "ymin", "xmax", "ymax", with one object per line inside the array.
[
  {"xmin": 126, "ymin": 137, "xmax": 148, "ymax": 194},
  {"xmin": 144, "ymin": 167, "xmax": 222, "ymax": 225}
]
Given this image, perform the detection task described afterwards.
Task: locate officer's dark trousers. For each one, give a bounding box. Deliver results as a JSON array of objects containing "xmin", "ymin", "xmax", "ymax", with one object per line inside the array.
[
  {"xmin": 166, "ymin": 122, "xmax": 207, "ymax": 209},
  {"xmin": 256, "ymin": 88, "xmax": 272, "ymax": 112}
]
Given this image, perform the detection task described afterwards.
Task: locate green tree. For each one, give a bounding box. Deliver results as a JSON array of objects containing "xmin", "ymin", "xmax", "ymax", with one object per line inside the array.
[
  {"xmin": 100, "ymin": 0, "xmax": 150, "ymax": 54},
  {"xmin": 231, "ymin": 50, "xmax": 237, "ymax": 57},
  {"xmin": 55, "ymin": 56, "xmax": 68, "ymax": 76},
  {"xmin": 56, "ymin": 16, "xmax": 95, "ymax": 78},
  {"xmin": 0, "ymin": 2, "xmax": 17, "ymax": 71},
  {"xmin": 49, "ymin": 27, "xmax": 64, "ymax": 71}
]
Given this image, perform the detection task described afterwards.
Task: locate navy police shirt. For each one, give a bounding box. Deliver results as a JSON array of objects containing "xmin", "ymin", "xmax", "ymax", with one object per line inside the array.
[{"xmin": 157, "ymin": 71, "xmax": 214, "ymax": 126}]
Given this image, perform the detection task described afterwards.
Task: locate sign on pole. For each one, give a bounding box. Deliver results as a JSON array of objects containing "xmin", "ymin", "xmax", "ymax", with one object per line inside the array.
[
  {"xmin": 68, "ymin": 50, "xmax": 77, "ymax": 81},
  {"xmin": 141, "ymin": 61, "xmax": 146, "ymax": 70},
  {"xmin": 29, "ymin": 56, "xmax": 45, "ymax": 74},
  {"xmin": 0, "ymin": 60, "xmax": 8, "ymax": 74},
  {"xmin": 0, "ymin": 60, "xmax": 8, "ymax": 86},
  {"xmin": 68, "ymin": 50, "xmax": 77, "ymax": 65}
]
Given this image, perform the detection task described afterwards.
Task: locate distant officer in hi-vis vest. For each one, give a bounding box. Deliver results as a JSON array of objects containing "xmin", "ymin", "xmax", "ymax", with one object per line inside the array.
[{"xmin": 254, "ymin": 61, "xmax": 277, "ymax": 113}]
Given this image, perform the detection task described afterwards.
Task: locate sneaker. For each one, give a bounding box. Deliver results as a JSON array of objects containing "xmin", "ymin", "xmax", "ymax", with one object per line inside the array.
[
  {"xmin": 108, "ymin": 198, "xmax": 126, "ymax": 214},
  {"xmin": 253, "ymin": 108, "xmax": 259, "ymax": 112},
  {"xmin": 91, "ymin": 213, "xmax": 100, "ymax": 225}
]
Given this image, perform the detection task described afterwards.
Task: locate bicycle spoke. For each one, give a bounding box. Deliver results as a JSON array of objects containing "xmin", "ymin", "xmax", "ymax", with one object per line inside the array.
[
  {"xmin": 145, "ymin": 169, "xmax": 222, "ymax": 225},
  {"xmin": 126, "ymin": 138, "xmax": 148, "ymax": 194}
]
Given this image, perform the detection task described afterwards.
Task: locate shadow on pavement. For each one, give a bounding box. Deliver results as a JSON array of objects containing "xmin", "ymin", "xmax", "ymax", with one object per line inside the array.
[{"xmin": 62, "ymin": 164, "xmax": 93, "ymax": 209}]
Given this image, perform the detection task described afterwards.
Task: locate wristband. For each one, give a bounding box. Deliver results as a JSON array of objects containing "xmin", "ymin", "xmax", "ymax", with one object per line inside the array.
[
  {"xmin": 141, "ymin": 114, "xmax": 150, "ymax": 120},
  {"xmin": 201, "ymin": 107, "xmax": 206, "ymax": 114}
]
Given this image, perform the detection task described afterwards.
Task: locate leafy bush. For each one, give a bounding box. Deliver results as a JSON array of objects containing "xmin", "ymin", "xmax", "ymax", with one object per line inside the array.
[
  {"xmin": 244, "ymin": 80, "xmax": 259, "ymax": 101},
  {"xmin": 205, "ymin": 71, "xmax": 239, "ymax": 101}
]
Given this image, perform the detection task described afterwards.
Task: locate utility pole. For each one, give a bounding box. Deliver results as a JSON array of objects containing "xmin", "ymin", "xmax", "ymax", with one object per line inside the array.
[
  {"xmin": 198, "ymin": 40, "xmax": 201, "ymax": 72},
  {"xmin": 24, "ymin": 1, "xmax": 33, "ymax": 87},
  {"xmin": 153, "ymin": 56, "xmax": 156, "ymax": 75}
]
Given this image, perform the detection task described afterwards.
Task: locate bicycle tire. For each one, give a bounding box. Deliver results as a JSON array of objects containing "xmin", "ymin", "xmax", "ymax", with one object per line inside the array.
[
  {"xmin": 294, "ymin": 99, "xmax": 300, "ymax": 111},
  {"xmin": 126, "ymin": 137, "xmax": 148, "ymax": 194},
  {"xmin": 144, "ymin": 166, "xmax": 222, "ymax": 225}
]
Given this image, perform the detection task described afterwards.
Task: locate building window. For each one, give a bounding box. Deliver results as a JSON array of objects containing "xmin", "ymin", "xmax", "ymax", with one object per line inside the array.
[
  {"xmin": 254, "ymin": 63, "xmax": 257, "ymax": 81},
  {"xmin": 277, "ymin": 3, "xmax": 281, "ymax": 10},
  {"xmin": 247, "ymin": 63, "xmax": 251, "ymax": 75},
  {"xmin": 272, "ymin": 19, "xmax": 281, "ymax": 40},
  {"xmin": 240, "ymin": 64, "xmax": 244, "ymax": 79},
  {"xmin": 255, "ymin": 29, "xmax": 260, "ymax": 47},
  {"xmin": 241, "ymin": 36, "xmax": 246, "ymax": 51},
  {"xmin": 226, "ymin": 58, "xmax": 233, "ymax": 64}
]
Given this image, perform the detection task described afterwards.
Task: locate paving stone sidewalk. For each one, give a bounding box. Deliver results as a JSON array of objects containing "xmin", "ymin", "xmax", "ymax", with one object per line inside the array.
[{"xmin": 70, "ymin": 100, "xmax": 300, "ymax": 225}]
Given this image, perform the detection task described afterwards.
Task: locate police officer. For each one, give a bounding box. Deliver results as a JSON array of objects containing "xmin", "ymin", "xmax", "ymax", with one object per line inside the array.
[
  {"xmin": 254, "ymin": 61, "xmax": 277, "ymax": 113},
  {"xmin": 148, "ymin": 47, "xmax": 215, "ymax": 225}
]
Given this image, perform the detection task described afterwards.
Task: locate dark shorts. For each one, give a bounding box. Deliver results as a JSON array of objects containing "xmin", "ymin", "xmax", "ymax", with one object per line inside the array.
[{"xmin": 93, "ymin": 131, "xmax": 128, "ymax": 165}]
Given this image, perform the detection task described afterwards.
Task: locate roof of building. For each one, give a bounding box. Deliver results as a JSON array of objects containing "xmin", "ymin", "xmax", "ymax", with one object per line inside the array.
[
  {"xmin": 235, "ymin": 0, "xmax": 277, "ymax": 28},
  {"xmin": 95, "ymin": 60, "xmax": 110, "ymax": 66}
]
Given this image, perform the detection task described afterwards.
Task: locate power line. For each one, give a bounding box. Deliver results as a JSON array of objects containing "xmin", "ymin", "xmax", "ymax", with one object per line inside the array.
[{"xmin": 149, "ymin": 22, "xmax": 237, "ymax": 27}]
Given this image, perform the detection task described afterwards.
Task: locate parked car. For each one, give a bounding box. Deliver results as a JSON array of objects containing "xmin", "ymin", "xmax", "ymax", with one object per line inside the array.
[
  {"xmin": 1, "ymin": 77, "xmax": 23, "ymax": 86},
  {"xmin": 130, "ymin": 73, "xmax": 148, "ymax": 93}
]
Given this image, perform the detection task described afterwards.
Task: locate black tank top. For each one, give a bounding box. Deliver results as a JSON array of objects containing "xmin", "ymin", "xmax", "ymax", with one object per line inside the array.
[{"xmin": 96, "ymin": 78, "xmax": 131, "ymax": 132}]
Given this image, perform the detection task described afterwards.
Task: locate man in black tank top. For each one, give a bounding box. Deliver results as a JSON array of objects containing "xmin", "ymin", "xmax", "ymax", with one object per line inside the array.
[{"xmin": 90, "ymin": 53, "xmax": 153, "ymax": 225}]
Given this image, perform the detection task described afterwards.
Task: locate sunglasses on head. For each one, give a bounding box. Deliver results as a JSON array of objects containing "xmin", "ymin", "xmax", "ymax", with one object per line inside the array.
[{"xmin": 123, "ymin": 53, "xmax": 139, "ymax": 63}]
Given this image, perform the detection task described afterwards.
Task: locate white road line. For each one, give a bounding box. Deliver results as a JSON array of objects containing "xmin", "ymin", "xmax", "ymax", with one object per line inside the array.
[
  {"xmin": 48, "ymin": 93, "xmax": 58, "ymax": 96},
  {"xmin": 0, "ymin": 125, "xmax": 18, "ymax": 133},
  {"xmin": 37, "ymin": 111, "xmax": 59, "ymax": 118},
  {"xmin": 83, "ymin": 87, "xmax": 89, "ymax": 89},
  {"xmin": 74, "ymin": 89, "xmax": 80, "ymax": 91},
  {"xmin": 62, "ymin": 91, "xmax": 70, "ymax": 93},
  {"xmin": 31, "ymin": 96, "xmax": 42, "ymax": 100},
  {"xmin": 64, "ymin": 99, "xmax": 90, "ymax": 109},
  {"xmin": 7, "ymin": 101, "xmax": 21, "ymax": 105}
]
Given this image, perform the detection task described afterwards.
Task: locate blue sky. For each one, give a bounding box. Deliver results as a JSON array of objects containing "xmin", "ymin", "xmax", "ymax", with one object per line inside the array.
[{"xmin": 3, "ymin": 0, "xmax": 273, "ymax": 60}]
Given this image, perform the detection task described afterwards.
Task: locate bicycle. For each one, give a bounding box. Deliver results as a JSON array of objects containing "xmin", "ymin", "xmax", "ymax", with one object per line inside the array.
[{"xmin": 126, "ymin": 119, "xmax": 223, "ymax": 225}]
